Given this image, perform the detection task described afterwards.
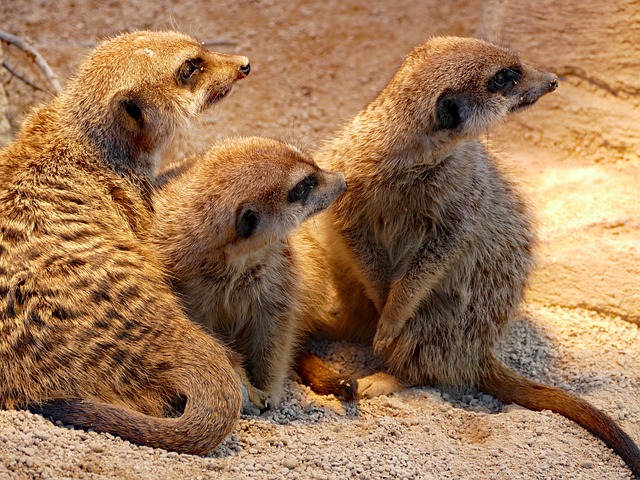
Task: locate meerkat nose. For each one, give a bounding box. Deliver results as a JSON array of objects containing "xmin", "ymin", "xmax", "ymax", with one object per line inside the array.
[
  {"xmin": 240, "ymin": 59, "xmax": 251, "ymax": 77},
  {"xmin": 549, "ymin": 75, "xmax": 559, "ymax": 91}
]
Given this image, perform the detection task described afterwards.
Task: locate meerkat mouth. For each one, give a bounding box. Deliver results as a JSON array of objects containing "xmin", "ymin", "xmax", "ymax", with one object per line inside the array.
[
  {"xmin": 204, "ymin": 85, "xmax": 234, "ymax": 110},
  {"xmin": 511, "ymin": 95, "xmax": 539, "ymax": 113}
]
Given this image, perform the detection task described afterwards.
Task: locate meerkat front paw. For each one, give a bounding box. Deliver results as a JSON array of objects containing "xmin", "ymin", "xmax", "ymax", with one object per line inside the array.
[
  {"xmin": 240, "ymin": 383, "xmax": 272, "ymax": 415},
  {"xmin": 372, "ymin": 315, "xmax": 404, "ymax": 356}
]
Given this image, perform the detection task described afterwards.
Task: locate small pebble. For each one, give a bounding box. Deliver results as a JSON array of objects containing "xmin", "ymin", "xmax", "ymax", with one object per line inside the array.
[
  {"xmin": 283, "ymin": 457, "xmax": 299, "ymax": 469},
  {"xmin": 21, "ymin": 447, "xmax": 35, "ymax": 457},
  {"xmin": 33, "ymin": 429, "xmax": 50, "ymax": 441},
  {"xmin": 88, "ymin": 442, "xmax": 105, "ymax": 453}
]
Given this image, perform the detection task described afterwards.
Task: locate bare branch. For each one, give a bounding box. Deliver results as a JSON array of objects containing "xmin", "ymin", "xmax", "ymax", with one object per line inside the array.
[
  {"xmin": 2, "ymin": 60, "xmax": 46, "ymax": 91},
  {"xmin": 0, "ymin": 30, "xmax": 61, "ymax": 94}
]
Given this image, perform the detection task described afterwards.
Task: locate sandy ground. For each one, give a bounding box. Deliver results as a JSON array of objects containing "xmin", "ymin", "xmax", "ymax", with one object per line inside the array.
[{"xmin": 0, "ymin": 0, "xmax": 638, "ymax": 479}]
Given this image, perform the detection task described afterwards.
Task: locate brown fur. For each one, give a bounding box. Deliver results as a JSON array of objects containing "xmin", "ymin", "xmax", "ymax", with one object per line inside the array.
[
  {"xmin": 299, "ymin": 36, "xmax": 640, "ymax": 476},
  {"xmin": 0, "ymin": 31, "xmax": 251, "ymax": 454},
  {"xmin": 153, "ymin": 137, "xmax": 346, "ymax": 409}
]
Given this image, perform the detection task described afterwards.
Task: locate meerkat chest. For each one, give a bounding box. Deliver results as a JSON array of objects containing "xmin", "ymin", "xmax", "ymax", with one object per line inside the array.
[
  {"xmin": 362, "ymin": 183, "xmax": 435, "ymax": 273},
  {"xmin": 200, "ymin": 244, "xmax": 299, "ymax": 333},
  {"xmin": 362, "ymin": 147, "xmax": 487, "ymax": 273}
]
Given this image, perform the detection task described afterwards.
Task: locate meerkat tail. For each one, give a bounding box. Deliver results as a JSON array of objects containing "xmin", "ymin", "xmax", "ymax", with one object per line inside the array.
[
  {"xmin": 29, "ymin": 399, "xmax": 229, "ymax": 455},
  {"xmin": 31, "ymin": 361, "xmax": 242, "ymax": 456},
  {"xmin": 478, "ymin": 353, "xmax": 640, "ymax": 477},
  {"xmin": 295, "ymin": 350, "xmax": 357, "ymax": 401}
]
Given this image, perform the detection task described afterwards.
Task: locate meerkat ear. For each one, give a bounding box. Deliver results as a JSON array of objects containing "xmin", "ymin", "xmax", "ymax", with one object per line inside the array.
[
  {"xmin": 112, "ymin": 92, "xmax": 146, "ymax": 135},
  {"xmin": 235, "ymin": 203, "xmax": 259, "ymax": 239},
  {"xmin": 436, "ymin": 92, "xmax": 472, "ymax": 130}
]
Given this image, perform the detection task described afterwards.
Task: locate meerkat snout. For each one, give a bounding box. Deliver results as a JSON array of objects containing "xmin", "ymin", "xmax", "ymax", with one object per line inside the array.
[
  {"xmin": 549, "ymin": 75, "xmax": 559, "ymax": 91},
  {"xmin": 314, "ymin": 171, "xmax": 347, "ymax": 211}
]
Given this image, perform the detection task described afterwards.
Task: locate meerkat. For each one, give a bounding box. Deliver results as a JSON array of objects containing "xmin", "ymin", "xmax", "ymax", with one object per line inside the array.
[
  {"xmin": 0, "ymin": 30, "xmax": 252, "ymax": 455},
  {"xmin": 153, "ymin": 136, "xmax": 347, "ymax": 409},
  {"xmin": 297, "ymin": 36, "xmax": 640, "ymax": 476}
]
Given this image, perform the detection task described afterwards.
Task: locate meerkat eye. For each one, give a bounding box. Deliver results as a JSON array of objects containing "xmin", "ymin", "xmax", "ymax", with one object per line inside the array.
[
  {"xmin": 493, "ymin": 72, "xmax": 506, "ymax": 88},
  {"xmin": 488, "ymin": 68, "xmax": 521, "ymax": 93},
  {"xmin": 177, "ymin": 58, "xmax": 203, "ymax": 83},
  {"xmin": 288, "ymin": 174, "xmax": 318, "ymax": 202}
]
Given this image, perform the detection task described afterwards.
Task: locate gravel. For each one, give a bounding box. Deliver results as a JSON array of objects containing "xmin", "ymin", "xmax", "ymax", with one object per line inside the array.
[{"xmin": 0, "ymin": 304, "xmax": 638, "ymax": 479}]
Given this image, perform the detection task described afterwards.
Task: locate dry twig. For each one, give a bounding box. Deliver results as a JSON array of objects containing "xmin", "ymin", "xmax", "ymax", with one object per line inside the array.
[{"xmin": 0, "ymin": 30, "xmax": 61, "ymax": 94}]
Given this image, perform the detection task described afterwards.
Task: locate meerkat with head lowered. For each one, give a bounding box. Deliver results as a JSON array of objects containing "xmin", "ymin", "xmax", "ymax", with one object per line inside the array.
[
  {"xmin": 153, "ymin": 136, "xmax": 347, "ymax": 409},
  {"xmin": 0, "ymin": 31, "xmax": 251, "ymax": 454},
  {"xmin": 297, "ymin": 36, "xmax": 640, "ymax": 475}
]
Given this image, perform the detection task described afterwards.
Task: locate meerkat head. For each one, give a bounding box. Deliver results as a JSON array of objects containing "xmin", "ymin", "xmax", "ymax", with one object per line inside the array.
[
  {"xmin": 60, "ymin": 31, "xmax": 250, "ymax": 172},
  {"xmin": 389, "ymin": 36, "xmax": 557, "ymax": 144},
  {"xmin": 184, "ymin": 137, "xmax": 346, "ymax": 257}
]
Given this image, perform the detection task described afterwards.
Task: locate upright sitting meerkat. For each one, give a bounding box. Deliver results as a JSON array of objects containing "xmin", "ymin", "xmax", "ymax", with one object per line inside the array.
[
  {"xmin": 298, "ymin": 36, "xmax": 640, "ymax": 475},
  {"xmin": 153, "ymin": 136, "xmax": 346, "ymax": 409},
  {"xmin": 0, "ymin": 31, "xmax": 251, "ymax": 455}
]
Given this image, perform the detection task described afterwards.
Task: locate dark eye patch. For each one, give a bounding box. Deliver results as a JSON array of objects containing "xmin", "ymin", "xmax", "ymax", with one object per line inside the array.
[
  {"xmin": 177, "ymin": 58, "xmax": 203, "ymax": 84},
  {"xmin": 488, "ymin": 67, "xmax": 521, "ymax": 93},
  {"xmin": 288, "ymin": 174, "xmax": 317, "ymax": 203}
]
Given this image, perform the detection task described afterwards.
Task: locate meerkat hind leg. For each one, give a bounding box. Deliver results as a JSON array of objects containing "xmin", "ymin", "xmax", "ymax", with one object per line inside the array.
[
  {"xmin": 295, "ymin": 351, "xmax": 358, "ymax": 401},
  {"xmin": 357, "ymin": 371, "xmax": 408, "ymax": 399}
]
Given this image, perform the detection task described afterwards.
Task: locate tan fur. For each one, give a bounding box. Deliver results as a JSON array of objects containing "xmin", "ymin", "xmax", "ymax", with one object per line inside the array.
[
  {"xmin": 0, "ymin": 31, "xmax": 251, "ymax": 455},
  {"xmin": 153, "ymin": 137, "xmax": 346, "ymax": 409},
  {"xmin": 300, "ymin": 36, "xmax": 640, "ymax": 476}
]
